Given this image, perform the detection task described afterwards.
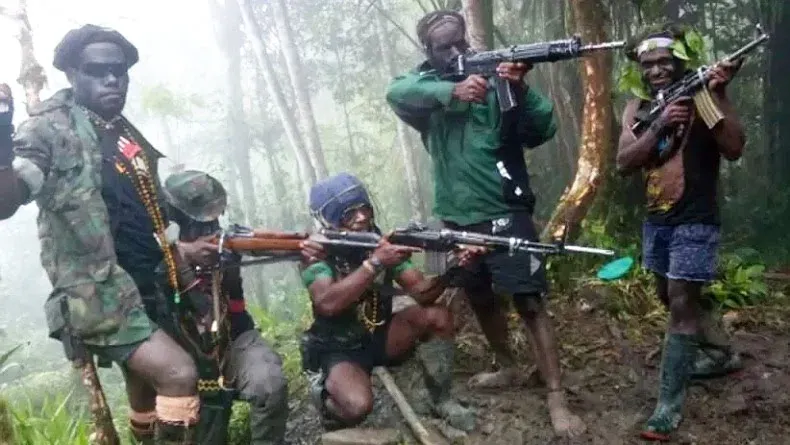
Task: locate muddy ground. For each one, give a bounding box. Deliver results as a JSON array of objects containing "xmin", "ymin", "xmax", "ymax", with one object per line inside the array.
[{"xmin": 284, "ymin": 283, "xmax": 790, "ymax": 445}]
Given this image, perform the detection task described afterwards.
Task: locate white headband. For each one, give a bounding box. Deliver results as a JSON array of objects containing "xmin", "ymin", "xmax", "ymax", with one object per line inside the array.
[{"xmin": 636, "ymin": 37, "xmax": 675, "ymax": 56}]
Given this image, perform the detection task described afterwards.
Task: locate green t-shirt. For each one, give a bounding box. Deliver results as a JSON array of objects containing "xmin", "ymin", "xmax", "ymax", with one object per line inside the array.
[
  {"xmin": 386, "ymin": 64, "xmax": 557, "ymax": 225},
  {"xmin": 301, "ymin": 259, "xmax": 415, "ymax": 288}
]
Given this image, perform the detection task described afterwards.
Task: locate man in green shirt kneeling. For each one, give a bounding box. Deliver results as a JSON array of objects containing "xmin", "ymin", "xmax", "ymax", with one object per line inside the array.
[{"xmin": 299, "ymin": 173, "xmax": 479, "ymax": 432}]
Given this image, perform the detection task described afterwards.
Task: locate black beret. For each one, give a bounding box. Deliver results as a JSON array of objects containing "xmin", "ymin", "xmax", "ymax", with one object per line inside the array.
[{"xmin": 53, "ymin": 24, "xmax": 139, "ymax": 72}]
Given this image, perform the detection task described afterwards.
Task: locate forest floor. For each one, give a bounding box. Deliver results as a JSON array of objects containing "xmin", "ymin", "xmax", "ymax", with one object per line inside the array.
[{"xmin": 283, "ymin": 279, "xmax": 790, "ymax": 445}]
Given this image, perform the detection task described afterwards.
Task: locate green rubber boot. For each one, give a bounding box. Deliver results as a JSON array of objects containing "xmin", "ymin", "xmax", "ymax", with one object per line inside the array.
[
  {"xmin": 641, "ymin": 333, "xmax": 697, "ymax": 442},
  {"xmin": 416, "ymin": 338, "xmax": 477, "ymax": 432},
  {"xmin": 691, "ymin": 308, "xmax": 742, "ymax": 379}
]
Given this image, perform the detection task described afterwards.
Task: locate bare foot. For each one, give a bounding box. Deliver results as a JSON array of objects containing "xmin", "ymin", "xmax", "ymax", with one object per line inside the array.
[
  {"xmin": 467, "ymin": 367, "xmax": 519, "ymax": 389},
  {"xmin": 547, "ymin": 390, "xmax": 586, "ymax": 438}
]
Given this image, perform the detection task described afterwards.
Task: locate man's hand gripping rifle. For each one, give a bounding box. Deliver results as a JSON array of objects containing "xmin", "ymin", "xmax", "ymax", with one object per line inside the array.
[
  {"xmin": 443, "ymin": 36, "xmax": 625, "ymax": 112},
  {"xmin": 631, "ymin": 25, "xmax": 770, "ymax": 134}
]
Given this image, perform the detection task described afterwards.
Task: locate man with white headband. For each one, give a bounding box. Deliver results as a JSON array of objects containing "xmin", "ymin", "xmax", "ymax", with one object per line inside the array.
[{"xmin": 616, "ymin": 24, "xmax": 745, "ymax": 441}]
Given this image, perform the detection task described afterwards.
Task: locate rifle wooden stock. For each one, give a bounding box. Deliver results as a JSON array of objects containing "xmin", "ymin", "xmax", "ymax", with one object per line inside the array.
[{"xmin": 206, "ymin": 231, "xmax": 308, "ymax": 254}]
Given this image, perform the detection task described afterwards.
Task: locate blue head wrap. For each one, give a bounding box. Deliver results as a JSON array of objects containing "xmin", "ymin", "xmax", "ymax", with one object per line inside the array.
[{"xmin": 309, "ymin": 173, "xmax": 372, "ymax": 228}]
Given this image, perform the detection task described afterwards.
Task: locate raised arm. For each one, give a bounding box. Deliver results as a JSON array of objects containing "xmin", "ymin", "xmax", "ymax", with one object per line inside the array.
[
  {"xmin": 386, "ymin": 70, "xmax": 484, "ymax": 133},
  {"xmin": 0, "ymin": 116, "xmax": 53, "ymax": 219},
  {"xmin": 706, "ymin": 60, "xmax": 746, "ymax": 161}
]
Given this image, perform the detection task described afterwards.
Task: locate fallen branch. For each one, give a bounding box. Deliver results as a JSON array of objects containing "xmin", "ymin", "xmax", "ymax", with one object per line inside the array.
[{"xmin": 372, "ymin": 366, "xmax": 449, "ymax": 445}]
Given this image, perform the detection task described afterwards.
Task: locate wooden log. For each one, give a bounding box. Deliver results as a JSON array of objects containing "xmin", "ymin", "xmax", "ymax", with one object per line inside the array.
[{"xmin": 372, "ymin": 366, "xmax": 449, "ymax": 445}]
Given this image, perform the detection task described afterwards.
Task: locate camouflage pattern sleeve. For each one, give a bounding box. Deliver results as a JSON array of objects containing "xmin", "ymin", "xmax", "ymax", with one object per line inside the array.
[{"xmin": 12, "ymin": 116, "xmax": 53, "ymax": 203}]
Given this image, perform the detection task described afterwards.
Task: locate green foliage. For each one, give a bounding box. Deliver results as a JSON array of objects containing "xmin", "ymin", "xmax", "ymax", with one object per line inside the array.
[
  {"xmin": 0, "ymin": 344, "xmax": 22, "ymax": 379},
  {"xmin": 8, "ymin": 393, "xmax": 91, "ymax": 445},
  {"xmin": 706, "ymin": 248, "xmax": 769, "ymax": 309},
  {"xmin": 248, "ymin": 290, "xmax": 313, "ymax": 397},
  {"xmin": 227, "ymin": 402, "xmax": 251, "ymax": 445}
]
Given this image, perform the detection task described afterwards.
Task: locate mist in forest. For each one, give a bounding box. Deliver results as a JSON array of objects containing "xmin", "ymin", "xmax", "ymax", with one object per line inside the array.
[{"xmin": 0, "ymin": 0, "xmax": 787, "ymax": 442}]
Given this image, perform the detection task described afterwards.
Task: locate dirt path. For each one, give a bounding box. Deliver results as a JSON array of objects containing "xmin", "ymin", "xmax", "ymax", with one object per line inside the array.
[{"xmin": 285, "ymin": 292, "xmax": 790, "ymax": 445}]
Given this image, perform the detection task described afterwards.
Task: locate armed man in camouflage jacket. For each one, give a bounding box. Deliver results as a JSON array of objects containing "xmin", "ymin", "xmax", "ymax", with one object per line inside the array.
[{"xmin": 0, "ymin": 25, "xmax": 217, "ymax": 444}]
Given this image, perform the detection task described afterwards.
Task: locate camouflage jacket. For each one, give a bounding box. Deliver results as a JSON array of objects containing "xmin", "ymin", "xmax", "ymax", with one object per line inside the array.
[{"xmin": 12, "ymin": 88, "xmax": 161, "ymax": 347}]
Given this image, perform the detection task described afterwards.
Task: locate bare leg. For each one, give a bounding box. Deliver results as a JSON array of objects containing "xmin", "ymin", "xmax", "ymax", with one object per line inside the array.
[
  {"xmin": 387, "ymin": 305, "xmax": 477, "ymax": 432},
  {"xmin": 123, "ymin": 370, "xmax": 157, "ymax": 444},
  {"xmin": 465, "ymin": 291, "xmax": 520, "ymax": 388},
  {"xmin": 125, "ymin": 329, "xmax": 199, "ymax": 444},
  {"xmin": 323, "ymin": 362, "xmax": 375, "ymax": 425},
  {"xmin": 514, "ymin": 296, "xmax": 586, "ymax": 438}
]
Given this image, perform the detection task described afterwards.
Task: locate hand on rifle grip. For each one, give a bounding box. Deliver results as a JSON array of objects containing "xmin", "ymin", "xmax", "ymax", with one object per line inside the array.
[
  {"xmin": 656, "ymin": 96, "xmax": 692, "ymax": 129},
  {"xmin": 453, "ymin": 244, "xmax": 488, "ymax": 268},
  {"xmin": 373, "ymin": 235, "xmax": 421, "ymax": 267},
  {"xmin": 452, "ymin": 75, "xmax": 487, "ymax": 103},
  {"xmin": 300, "ymin": 234, "xmax": 328, "ymax": 264},
  {"xmin": 496, "ymin": 61, "xmax": 532, "ymax": 84}
]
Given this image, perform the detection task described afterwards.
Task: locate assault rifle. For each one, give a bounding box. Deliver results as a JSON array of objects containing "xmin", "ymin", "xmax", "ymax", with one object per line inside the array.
[
  {"xmin": 199, "ymin": 223, "xmax": 633, "ymax": 280},
  {"xmin": 631, "ymin": 25, "xmax": 770, "ymax": 134},
  {"xmin": 441, "ymin": 36, "xmax": 625, "ymax": 112},
  {"xmin": 199, "ymin": 223, "xmax": 618, "ymax": 268}
]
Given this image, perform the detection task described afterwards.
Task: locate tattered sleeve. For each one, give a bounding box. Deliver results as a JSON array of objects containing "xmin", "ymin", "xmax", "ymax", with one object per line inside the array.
[{"xmin": 12, "ymin": 117, "xmax": 53, "ymax": 204}]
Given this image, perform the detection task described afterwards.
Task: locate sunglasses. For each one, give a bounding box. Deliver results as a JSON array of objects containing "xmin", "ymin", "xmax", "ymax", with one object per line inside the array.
[
  {"xmin": 340, "ymin": 204, "xmax": 373, "ymax": 225},
  {"xmin": 79, "ymin": 63, "xmax": 128, "ymax": 79}
]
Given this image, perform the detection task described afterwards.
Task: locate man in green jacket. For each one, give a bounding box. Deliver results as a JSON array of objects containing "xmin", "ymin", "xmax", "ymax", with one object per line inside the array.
[{"xmin": 386, "ymin": 10, "xmax": 586, "ymax": 438}]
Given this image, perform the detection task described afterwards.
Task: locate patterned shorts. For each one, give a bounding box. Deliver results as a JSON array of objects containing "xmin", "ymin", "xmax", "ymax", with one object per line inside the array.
[{"xmin": 642, "ymin": 222, "xmax": 721, "ymax": 282}]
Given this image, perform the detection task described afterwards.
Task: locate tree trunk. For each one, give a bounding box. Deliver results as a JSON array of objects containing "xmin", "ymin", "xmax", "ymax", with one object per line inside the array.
[
  {"xmin": 253, "ymin": 68, "xmax": 296, "ymax": 229},
  {"xmin": 542, "ymin": 0, "xmax": 614, "ymax": 241},
  {"xmin": 375, "ymin": 5, "xmax": 427, "ymax": 222},
  {"xmin": 271, "ymin": 0, "xmax": 328, "ymax": 180},
  {"xmin": 3, "ymin": 0, "xmax": 46, "ymax": 113},
  {"xmin": 763, "ymin": 1, "xmax": 790, "ymax": 190},
  {"xmin": 462, "ymin": 0, "xmax": 494, "ymax": 51},
  {"xmin": 236, "ymin": 0, "xmax": 316, "ymax": 202}
]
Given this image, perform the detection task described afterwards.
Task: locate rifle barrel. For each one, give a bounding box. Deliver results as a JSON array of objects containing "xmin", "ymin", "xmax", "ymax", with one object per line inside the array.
[
  {"xmin": 562, "ymin": 245, "xmax": 616, "ymax": 256},
  {"xmin": 581, "ymin": 41, "xmax": 625, "ymax": 52}
]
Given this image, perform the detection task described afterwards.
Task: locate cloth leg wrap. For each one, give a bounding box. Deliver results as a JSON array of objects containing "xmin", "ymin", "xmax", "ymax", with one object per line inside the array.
[
  {"xmin": 129, "ymin": 410, "xmax": 156, "ymax": 442},
  {"xmin": 154, "ymin": 395, "xmax": 200, "ymax": 444}
]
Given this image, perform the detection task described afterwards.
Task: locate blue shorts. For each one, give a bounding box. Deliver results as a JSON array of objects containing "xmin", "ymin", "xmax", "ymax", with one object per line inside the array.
[{"xmin": 642, "ymin": 222, "xmax": 720, "ymax": 282}]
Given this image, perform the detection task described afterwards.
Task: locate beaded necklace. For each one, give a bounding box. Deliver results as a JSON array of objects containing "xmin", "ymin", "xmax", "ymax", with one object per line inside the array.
[{"xmin": 83, "ymin": 107, "xmax": 182, "ymax": 304}]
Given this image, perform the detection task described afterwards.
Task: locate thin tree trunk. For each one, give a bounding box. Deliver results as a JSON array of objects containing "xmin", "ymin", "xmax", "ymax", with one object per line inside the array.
[
  {"xmin": 2, "ymin": 0, "xmax": 46, "ymax": 112},
  {"xmin": 270, "ymin": 0, "xmax": 328, "ymax": 179},
  {"xmin": 542, "ymin": 0, "xmax": 614, "ymax": 241},
  {"xmin": 462, "ymin": 0, "xmax": 494, "ymax": 51},
  {"xmin": 253, "ymin": 67, "xmax": 296, "ymax": 229},
  {"xmin": 236, "ymin": 0, "xmax": 316, "ymax": 202},
  {"xmin": 375, "ymin": 5, "xmax": 427, "ymax": 222}
]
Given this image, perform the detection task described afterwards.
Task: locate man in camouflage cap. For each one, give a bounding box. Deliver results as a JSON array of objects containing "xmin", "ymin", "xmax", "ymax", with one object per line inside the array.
[
  {"xmin": 0, "ymin": 25, "xmax": 218, "ymax": 444},
  {"xmin": 161, "ymin": 170, "xmax": 289, "ymax": 445}
]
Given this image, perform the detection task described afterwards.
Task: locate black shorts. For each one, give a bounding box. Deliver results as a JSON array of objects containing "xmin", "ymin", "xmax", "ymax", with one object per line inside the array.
[{"xmin": 444, "ymin": 212, "xmax": 548, "ymax": 303}]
